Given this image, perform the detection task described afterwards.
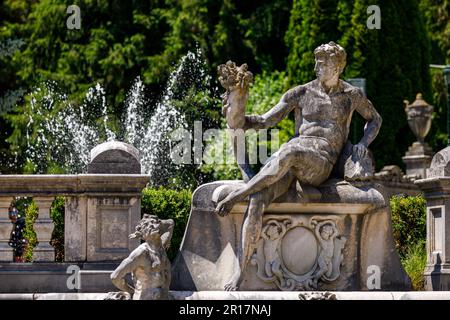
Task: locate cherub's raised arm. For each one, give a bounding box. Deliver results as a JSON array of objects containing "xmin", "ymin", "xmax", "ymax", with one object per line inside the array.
[
  {"xmin": 244, "ymin": 86, "xmax": 302, "ymax": 130},
  {"xmin": 354, "ymin": 89, "xmax": 382, "ymax": 147}
]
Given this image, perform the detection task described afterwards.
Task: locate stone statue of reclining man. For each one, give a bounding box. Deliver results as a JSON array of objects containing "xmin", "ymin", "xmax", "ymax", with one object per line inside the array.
[{"xmin": 215, "ymin": 41, "xmax": 382, "ymax": 291}]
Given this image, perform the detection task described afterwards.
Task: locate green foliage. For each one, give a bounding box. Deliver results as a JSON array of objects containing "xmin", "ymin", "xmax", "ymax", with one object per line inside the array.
[
  {"xmin": 285, "ymin": 0, "xmax": 341, "ymax": 85},
  {"xmin": 200, "ymin": 71, "xmax": 293, "ymax": 180},
  {"xmin": 23, "ymin": 200, "xmax": 38, "ymax": 262},
  {"xmin": 420, "ymin": 0, "xmax": 450, "ymax": 65},
  {"xmin": 141, "ymin": 187, "xmax": 192, "ymax": 261},
  {"xmin": 401, "ymin": 239, "xmax": 427, "ymax": 291},
  {"xmin": 390, "ymin": 195, "xmax": 427, "ymax": 290},
  {"xmin": 50, "ymin": 197, "xmax": 65, "ymax": 262},
  {"xmin": 390, "ymin": 195, "xmax": 426, "ymax": 257},
  {"xmin": 420, "ymin": 0, "xmax": 450, "ymax": 153}
]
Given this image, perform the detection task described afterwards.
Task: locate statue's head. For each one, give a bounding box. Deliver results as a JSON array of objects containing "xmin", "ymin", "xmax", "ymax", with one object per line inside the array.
[
  {"xmin": 130, "ymin": 214, "xmax": 163, "ymax": 241},
  {"xmin": 130, "ymin": 214, "xmax": 174, "ymax": 248},
  {"xmin": 314, "ymin": 42, "xmax": 346, "ymax": 83},
  {"xmin": 320, "ymin": 224, "xmax": 335, "ymax": 240}
]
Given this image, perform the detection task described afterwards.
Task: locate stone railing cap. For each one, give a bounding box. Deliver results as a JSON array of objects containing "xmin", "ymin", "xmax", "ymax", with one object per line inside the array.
[{"xmin": 90, "ymin": 141, "xmax": 140, "ymax": 163}]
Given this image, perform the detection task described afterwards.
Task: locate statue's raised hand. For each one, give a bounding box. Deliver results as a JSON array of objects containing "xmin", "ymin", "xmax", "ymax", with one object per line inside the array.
[{"xmin": 218, "ymin": 61, "xmax": 253, "ymax": 129}]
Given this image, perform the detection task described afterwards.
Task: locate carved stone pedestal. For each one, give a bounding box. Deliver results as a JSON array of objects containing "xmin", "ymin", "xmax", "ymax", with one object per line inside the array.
[
  {"xmin": 65, "ymin": 195, "xmax": 141, "ymax": 262},
  {"xmin": 171, "ymin": 179, "xmax": 411, "ymax": 291},
  {"xmin": 402, "ymin": 142, "xmax": 433, "ymax": 179},
  {"xmin": 416, "ymin": 147, "xmax": 450, "ymax": 290}
]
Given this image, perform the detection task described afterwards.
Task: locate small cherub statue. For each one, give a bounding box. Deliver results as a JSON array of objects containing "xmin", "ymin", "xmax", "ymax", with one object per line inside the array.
[
  {"xmin": 218, "ymin": 61, "xmax": 254, "ymax": 182},
  {"xmin": 313, "ymin": 221, "xmax": 337, "ymax": 286},
  {"xmin": 109, "ymin": 214, "xmax": 174, "ymax": 300}
]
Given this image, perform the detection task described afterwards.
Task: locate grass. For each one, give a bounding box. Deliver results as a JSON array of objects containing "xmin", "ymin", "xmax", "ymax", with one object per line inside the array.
[{"xmin": 400, "ymin": 240, "xmax": 427, "ymax": 290}]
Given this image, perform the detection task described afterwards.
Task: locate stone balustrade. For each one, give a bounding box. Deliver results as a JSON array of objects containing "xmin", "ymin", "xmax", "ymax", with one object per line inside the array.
[{"xmin": 0, "ymin": 174, "xmax": 150, "ymax": 263}]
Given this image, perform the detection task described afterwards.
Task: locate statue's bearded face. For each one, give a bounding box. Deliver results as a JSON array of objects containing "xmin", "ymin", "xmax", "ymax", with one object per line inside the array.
[
  {"xmin": 131, "ymin": 216, "xmax": 162, "ymax": 240},
  {"xmin": 314, "ymin": 55, "xmax": 341, "ymax": 83}
]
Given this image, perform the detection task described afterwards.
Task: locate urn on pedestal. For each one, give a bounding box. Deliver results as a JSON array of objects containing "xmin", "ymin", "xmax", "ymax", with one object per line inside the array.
[{"xmin": 402, "ymin": 93, "xmax": 434, "ymax": 179}]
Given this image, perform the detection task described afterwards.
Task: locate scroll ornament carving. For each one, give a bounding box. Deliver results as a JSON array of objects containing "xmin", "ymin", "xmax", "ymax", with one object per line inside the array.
[{"xmin": 251, "ymin": 217, "xmax": 346, "ymax": 290}]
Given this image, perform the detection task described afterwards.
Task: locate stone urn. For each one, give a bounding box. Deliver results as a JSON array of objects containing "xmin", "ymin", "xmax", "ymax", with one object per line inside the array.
[{"xmin": 404, "ymin": 93, "xmax": 434, "ymax": 143}]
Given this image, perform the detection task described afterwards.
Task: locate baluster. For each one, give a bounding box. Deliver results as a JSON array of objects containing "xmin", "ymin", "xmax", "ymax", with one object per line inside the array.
[{"xmin": 33, "ymin": 197, "xmax": 55, "ymax": 261}]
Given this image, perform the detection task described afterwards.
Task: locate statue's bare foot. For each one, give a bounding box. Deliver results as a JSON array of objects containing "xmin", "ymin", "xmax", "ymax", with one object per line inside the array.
[{"xmin": 215, "ymin": 193, "xmax": 239, "ymax": 217}]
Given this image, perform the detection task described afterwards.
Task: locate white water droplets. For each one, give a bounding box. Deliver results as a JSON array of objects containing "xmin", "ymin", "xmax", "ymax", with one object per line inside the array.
[{"xmin": 22, "ymin": 50, "xmax": 209, "ymax": 181}]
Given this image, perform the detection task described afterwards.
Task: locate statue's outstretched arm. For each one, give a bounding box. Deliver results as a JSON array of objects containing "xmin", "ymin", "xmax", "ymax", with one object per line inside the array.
[{"xmin": 244, "ymin": 86, "xmax": 302, "ymax": 130}]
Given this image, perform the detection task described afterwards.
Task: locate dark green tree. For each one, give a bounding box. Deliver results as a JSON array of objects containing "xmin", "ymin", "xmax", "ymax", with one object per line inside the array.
[
  {"xmin": 285, "ymin": 0, "xmax": 341, "ymax": 84},
  {"xmin": 419, "ymin": 0, "xmax": 450, "ymax": 152}
]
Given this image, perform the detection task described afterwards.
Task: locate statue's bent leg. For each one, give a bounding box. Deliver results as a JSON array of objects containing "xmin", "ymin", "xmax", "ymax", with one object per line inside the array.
[
  {"xmin": 215, "ymin": 145, "xmax": 301, "ymax": 216},
  {"xmin": 224, "ymin": 171, "xmax": 295, "ymax": 290}
]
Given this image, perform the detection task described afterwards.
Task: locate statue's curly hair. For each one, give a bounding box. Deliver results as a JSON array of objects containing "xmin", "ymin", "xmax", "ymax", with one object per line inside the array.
[
  {"xmin": 314, "ymin": 41, "xmax": 347, "ymax": 73},
  {"xmin": 132, "ymin": 214, "xmax": 174, "ymax": 249}
]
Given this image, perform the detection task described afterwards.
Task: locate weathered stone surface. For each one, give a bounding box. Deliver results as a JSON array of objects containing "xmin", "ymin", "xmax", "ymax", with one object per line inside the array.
[
  {"xmin": 0, "ymin": 262, "xmax": 118, "ymax": 293},
  {"xmin": 0, "ymin": 174, "xmax": 150, "ymax": 196},
  {"xmin": 33, "ymin": 197, "xmax": 55, "ymax": 261},
  {"xmin": 85, "ymin": 196, "xmax": 140, "ymax": 261},
  {"xmin": 171, "ymin": 179, "xmax": 411, "ymax": 291},
  {"xmin": 402, "ymin": 94, "xmax": 434, "ymax": 179},
  {"xmin": 403, "ymin": 142, "xmax": 433, "ymax": 179},
  {"xmin": 110, "ymin": 215, "xmax": 174, "ymax": 300},
  {"xmin": 88, "ymin": 141, "xmax": 141, "ymax": 174},
  {"xmin": 404, "ymin": 93, "xmax": 434, "ymax": 144},
  {"xmin": 416, "ymin": 150, "xmax": 450, "ymax": 290},
  {"xmin": 427, "ymin": 147, "xmax": 450, "ymax": 178},
  {"xmin": 218, "ymin": 61, "xmax": 254, "ymax": 182},
  {"xmin": 298, "ymin": 292, "xmax": 337, "ymax": 300},
  {"xmin": 373, "ymin": 165, "xmax": 420, "ymax": 198},
  {"xmin": 0, "ymin": 174, "xmax": 150, "ymax": 263}
]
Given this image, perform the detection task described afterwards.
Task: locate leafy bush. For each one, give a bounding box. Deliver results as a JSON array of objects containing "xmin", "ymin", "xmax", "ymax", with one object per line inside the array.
[
  {"xmin": 390, "ymin": 194, "xmax": 427, "ymax": 290},
  {"xmin": 390, "ymin": 195, "xmax": 426, "ymax": 258},
  {"xmin": 401, "ymin": 240, "xmax": 427, "ymax": 291},
  {"xmin": 141, "ymin": 187, "xmax": 192, "ymax": 261},
  {"xmin": 50, "ymin": 197, "xmax": 65, "ymax": 262},
  {"xmin": 23, "ymin": 200, "xmax": 37, "ymax": 262}
]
